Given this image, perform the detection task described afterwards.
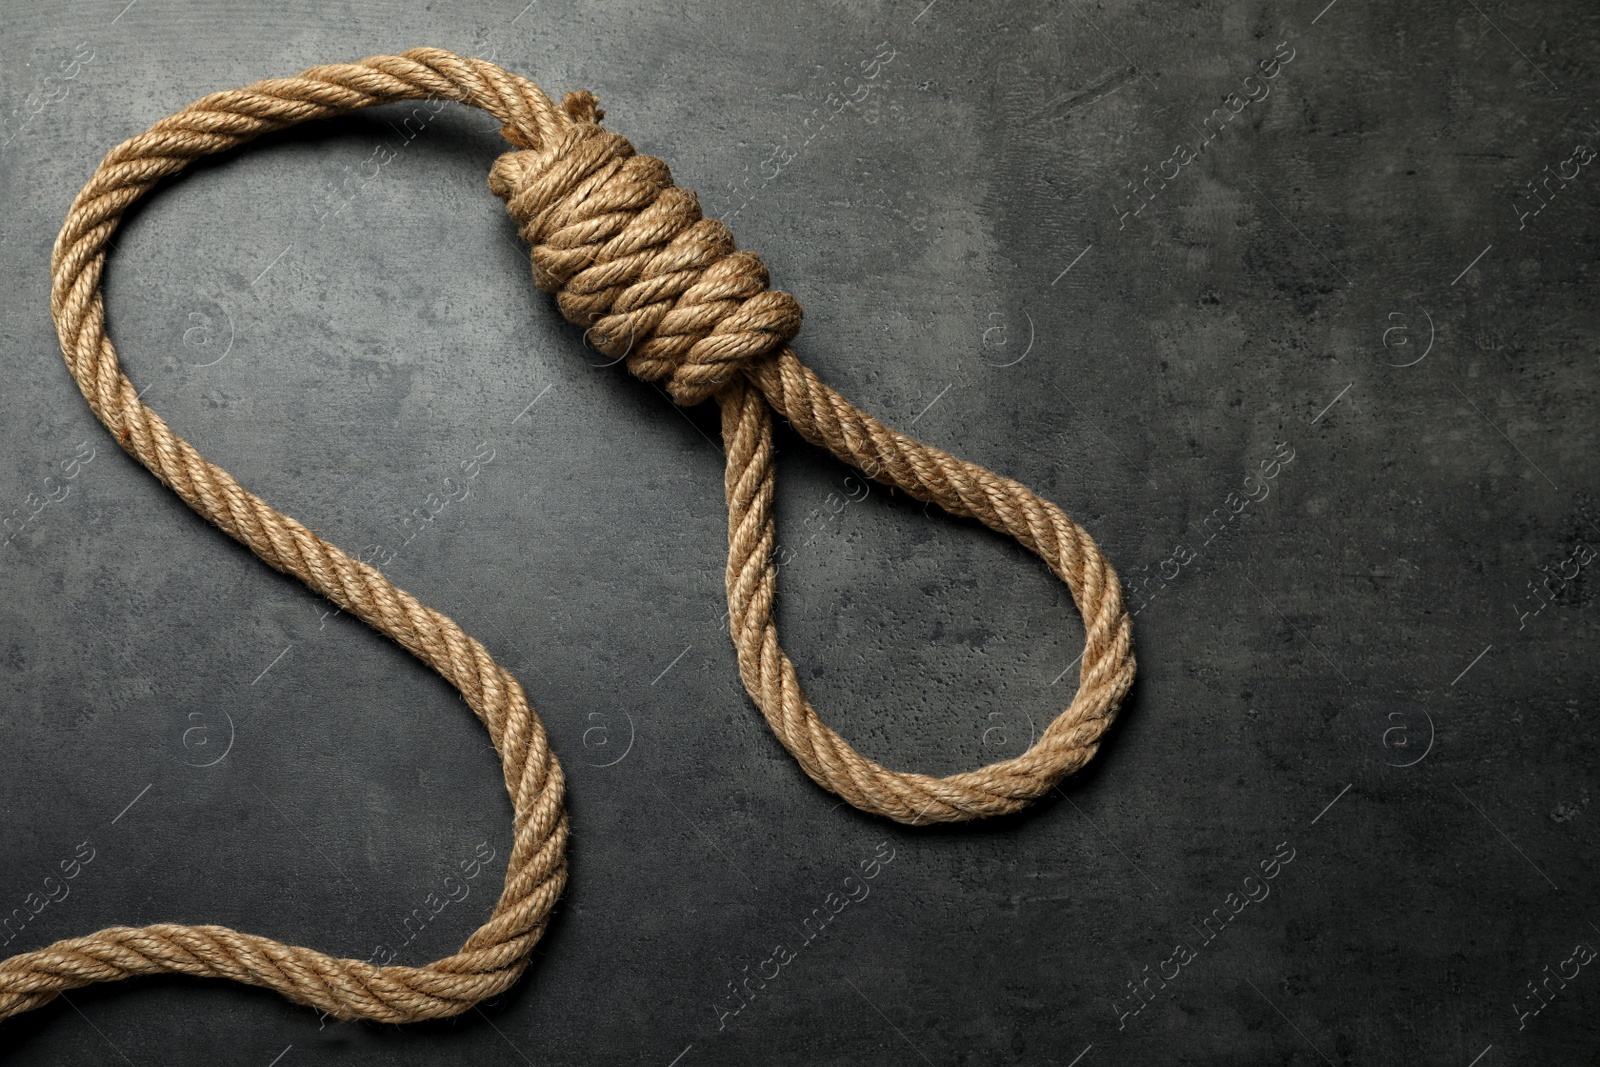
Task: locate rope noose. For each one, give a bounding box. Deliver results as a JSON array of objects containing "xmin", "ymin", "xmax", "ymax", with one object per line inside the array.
[{"xmin": 3, "ymin": 48, "xmax": 1135, "ymax": 1024}]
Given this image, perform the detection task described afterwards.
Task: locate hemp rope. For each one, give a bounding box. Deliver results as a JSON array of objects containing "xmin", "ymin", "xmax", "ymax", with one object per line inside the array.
[{"xmin": 2, "ymin": 49, "xmax": 1135, "ymax": 1024}]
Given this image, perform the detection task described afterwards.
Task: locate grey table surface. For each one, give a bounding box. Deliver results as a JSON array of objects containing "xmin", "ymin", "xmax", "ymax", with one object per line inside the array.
[{"xmin": 2, "ymin": 0, "xmax": 1596, "ymax": 1064}]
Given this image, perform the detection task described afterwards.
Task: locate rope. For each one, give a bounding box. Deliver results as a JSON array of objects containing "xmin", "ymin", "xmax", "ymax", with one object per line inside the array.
[{"xmin": 3, "ymin": 48, "xmax": 1135, "ymax": 1024}]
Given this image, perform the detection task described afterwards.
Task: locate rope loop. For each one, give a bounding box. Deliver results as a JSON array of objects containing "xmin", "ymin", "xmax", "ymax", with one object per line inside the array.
[{"xmin": 3, "ymin": 47, "xmax": 1135, "ymax": 1026}]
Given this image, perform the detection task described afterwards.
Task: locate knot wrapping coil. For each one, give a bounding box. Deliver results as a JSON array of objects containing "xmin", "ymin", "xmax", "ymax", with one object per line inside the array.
[
  {"xmin": 3, "ymin": 49, "xmax": 1135, "ymax": 1027},
  {"xmin": 488, "ymin": 90, "xmax": 803, "ymax": 405}
]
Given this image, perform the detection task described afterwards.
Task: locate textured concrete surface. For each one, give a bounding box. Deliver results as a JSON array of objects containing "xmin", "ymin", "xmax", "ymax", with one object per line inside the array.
[{"xmin": 2, "ymin": 0, "xmax": 1597, "ymax": 1064}]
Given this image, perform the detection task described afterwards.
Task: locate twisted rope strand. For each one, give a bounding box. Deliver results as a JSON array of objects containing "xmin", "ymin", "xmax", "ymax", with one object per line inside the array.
[
  {"xmin": 5, "ymin": 47, "xmax": 1134, "ymax": 1025},
  {"xmin": 10, "ymin": 48, "xmax": 574, "ymax": 1026}
]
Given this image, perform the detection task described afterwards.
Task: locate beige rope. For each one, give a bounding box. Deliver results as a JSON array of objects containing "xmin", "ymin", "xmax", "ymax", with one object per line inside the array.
[{"xmin": 3, "ymin": 48, "xmax": 1134, "ymax": 1023}]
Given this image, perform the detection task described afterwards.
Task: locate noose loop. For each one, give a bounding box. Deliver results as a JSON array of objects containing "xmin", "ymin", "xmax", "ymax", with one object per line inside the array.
[{"xmin": 3, "ymin": 47, "xmax": 1134, "ymax": 1025}]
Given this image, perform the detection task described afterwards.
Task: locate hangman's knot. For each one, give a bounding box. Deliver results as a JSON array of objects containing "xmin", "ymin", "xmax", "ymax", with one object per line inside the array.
[{"xmin": 489, "ymin": 92, "xmax": 802, "ymax": 405}]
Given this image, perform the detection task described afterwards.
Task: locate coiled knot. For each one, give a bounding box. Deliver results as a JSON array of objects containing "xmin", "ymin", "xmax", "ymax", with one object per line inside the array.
[{"xmin": 489, "ymin": 92, "xmax": 803, "ymax": 405}]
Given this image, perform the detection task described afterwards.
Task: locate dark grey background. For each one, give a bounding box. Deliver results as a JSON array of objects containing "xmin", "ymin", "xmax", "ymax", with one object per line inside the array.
[{"xmin": 2, "ymin": 0, "xmax": 1596, "ymax": 1063}]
